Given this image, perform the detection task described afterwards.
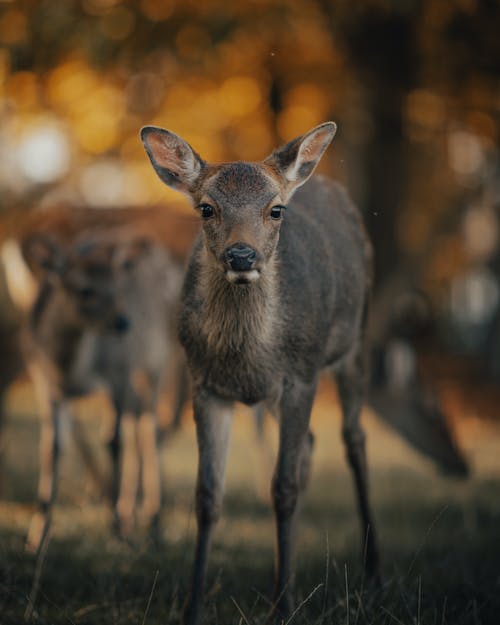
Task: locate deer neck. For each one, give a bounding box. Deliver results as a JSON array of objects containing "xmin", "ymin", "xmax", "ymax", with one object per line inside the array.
[{"xmin": 197, "ymin": 249, "xmax": 280, "ymax": 357}]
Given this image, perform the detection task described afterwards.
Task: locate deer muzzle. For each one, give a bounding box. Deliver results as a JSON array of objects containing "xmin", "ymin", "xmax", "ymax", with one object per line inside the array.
[{"xmin": 223, "ymin": 244, "xmax": 260, "ymax": 284}]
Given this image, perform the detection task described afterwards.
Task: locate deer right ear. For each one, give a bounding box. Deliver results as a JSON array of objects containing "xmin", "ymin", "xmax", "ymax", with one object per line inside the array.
[
  {"xmin": 140, "ymin": 126, "xmax": 205, "ymax": 196},
  {"xmin": 265, "ymin": 122, "xmax": 337, "ymax": 198}
]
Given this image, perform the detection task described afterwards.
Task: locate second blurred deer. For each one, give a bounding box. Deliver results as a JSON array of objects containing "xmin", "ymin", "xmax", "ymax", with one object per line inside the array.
[{"xmin": 10, "ymin": 218, "xmax": 187, "ymax": 552}]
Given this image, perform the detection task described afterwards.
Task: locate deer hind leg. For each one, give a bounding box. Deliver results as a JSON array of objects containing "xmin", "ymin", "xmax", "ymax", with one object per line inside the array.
[
  {"xmin": 272, "ymin": 377, "xmax": 317, "ymax": 621},
  {"xmin": 183, "ymin": 387, "xmax": 233, "ymax": 625},
  {"xmin": 334, "ymin": 343, "xmax": 380, "ymax": 578}
]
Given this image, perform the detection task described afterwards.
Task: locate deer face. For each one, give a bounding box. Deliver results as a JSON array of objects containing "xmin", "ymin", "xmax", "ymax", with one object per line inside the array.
[
  {"xmin": 141, "ymin": 123, "xmax": 336, "ymax": 284},
  {"xmin": 61, "ymin": 243, "xmax": 127, "ymax": 331},
  {"xmin": 26, "ymin": 233, "xmax": 150, "ymax": 332},
  {"xmin": 193, "ymin": 162, "xmax": 286, "ymax": 284}
]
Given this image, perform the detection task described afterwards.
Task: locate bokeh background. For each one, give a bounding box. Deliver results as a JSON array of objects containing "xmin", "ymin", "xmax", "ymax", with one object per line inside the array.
[
  {"xmin": 1, "ymin": 0, "xmax": 500, "ymax": 374},
  {"xmin": 1, "ymin": 1, "xmax": 500, "ymax": 624}
]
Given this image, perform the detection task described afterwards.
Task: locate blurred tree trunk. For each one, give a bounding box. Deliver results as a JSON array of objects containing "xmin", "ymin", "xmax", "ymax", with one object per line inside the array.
[
  {"xmin": 317, "ymin": 2, "xmax": 419, "ymax": 290},
  {"xmin": 361, "ymin": 87, "xmax": 408, "ymax": 288}
]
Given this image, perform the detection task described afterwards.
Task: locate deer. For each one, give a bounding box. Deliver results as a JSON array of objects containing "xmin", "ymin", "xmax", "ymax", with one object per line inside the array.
[
  {"xmin": 141, "ymin": 121, "xmax": 381, "ymax": 624},
  {"xmin": 18, "ymin": 224, "xmax": 185, "ymax": 557}
]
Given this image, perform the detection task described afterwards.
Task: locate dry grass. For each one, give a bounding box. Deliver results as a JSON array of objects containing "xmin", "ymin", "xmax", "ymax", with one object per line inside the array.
[{"xmin": 1, "ymin": 378, "xmax": 499, "ymax": 624}]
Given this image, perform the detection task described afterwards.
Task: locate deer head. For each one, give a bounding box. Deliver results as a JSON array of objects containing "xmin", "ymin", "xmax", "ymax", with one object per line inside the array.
[{"xmin": 141, "ymin": 123, "xmax": 336, "ymax": 285}]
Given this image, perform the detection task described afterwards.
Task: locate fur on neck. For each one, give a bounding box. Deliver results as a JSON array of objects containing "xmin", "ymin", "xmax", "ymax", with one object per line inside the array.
[{"xmin": 197, "ymin": 248, "xmax": 280, "ymax": 358}]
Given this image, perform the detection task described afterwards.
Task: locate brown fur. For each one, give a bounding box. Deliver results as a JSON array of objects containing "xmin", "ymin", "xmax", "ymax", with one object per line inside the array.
[
  {"xmin": 18, "ymin": 220, "xmax": 186, "ymax": 558},
  {"xmin": 142, "ymin": 122, "xmax": 380, "ymax": 625}
]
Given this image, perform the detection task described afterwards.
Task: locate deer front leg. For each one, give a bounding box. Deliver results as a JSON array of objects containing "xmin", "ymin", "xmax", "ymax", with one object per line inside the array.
[
  {"xmin": 26, "ymin": 395, "xmax": 63, "ymax": 554},
  {"xmin": 107, "ymin": 398, "xmax": 122, "ymax": 519},
  {"xmin": 183, "ymin": 387, "xmax": 233, "ymax": 625},
  {"xmin": 115, "ymin": 412, "xmax": 140, "ymax": 538},
  {"xmin": 272, "ymin": 377, "xmax": 317, "ymax": 621},
  {"xmin": 138, "ymin": 410, "xmax": 161, "ymax": 540}
]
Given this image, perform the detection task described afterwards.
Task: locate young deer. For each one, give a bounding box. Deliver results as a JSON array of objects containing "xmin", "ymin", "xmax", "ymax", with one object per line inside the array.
[
  {"xmin": 141, "ymin": 122, "xmax": 380, "ymax": 624},
  {"xmin": 21, "ymin": 226, "xmax": 184, "ymax": 552}
]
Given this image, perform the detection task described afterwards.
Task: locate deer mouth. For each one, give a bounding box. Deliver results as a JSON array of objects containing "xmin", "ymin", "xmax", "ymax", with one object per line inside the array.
[{"xmin": 226, "ymin": 269, "xmax": 260, "ymax": 284}]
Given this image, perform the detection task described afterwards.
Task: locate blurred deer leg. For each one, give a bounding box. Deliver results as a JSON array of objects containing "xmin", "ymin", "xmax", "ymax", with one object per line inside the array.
[
  {"xmin": 183, "ymin": 388, "xmax": 233, "ymax": 625},
  {"xmin": 107, "ymin": 397, "xmax": 122, "ymax": 530},
  {"xmin": 335, "ymin": 345, "xmax": 380, "ymax": 577},
  {"xmin": 138, "ymin": 410, "xmax": 161, "ymax": 539},
  {"xmin": 25, "ymin": 397, "xmax": 64, "ymax": 621},
  {"xmin": 116, "ymin": 412, "xmax": 139, "ymax": 538},
  {"xmin": 272, "ymin": 377, "xmax": 317, "ymax": 621},
  {"xmin": 170, "ymin": 361, "xmax": 189, "ymax": 432},
  {"xmin": 26, "ymin": 367, "xmax": 63, "ymax": 554}
]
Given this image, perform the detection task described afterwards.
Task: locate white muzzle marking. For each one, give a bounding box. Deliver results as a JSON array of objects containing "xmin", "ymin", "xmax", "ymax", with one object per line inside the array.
[{"xmin": 226, "ymin": 269, "xmax": 260, "ymax": 283}]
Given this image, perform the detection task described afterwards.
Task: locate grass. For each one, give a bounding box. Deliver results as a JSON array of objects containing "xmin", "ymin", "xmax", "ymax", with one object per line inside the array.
[{"xmin": 1, "ymin": 379, "xmax": 499, "ymax": 624}]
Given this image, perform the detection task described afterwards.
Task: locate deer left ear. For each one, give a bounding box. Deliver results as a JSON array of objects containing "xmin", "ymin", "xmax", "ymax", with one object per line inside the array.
[
  {"xmin": 115, "ymin": 237, "xmax": 152, "ymax": 272},
  {"xmin": 265, "ymin": 122, "xmax": 337, "ymax": 195}
]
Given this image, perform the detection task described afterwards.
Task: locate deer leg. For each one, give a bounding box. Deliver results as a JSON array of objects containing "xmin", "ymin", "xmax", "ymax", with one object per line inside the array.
[
  {"xmin": 272, "ymin": 377, "xmax": 317, "ymax": 621},
  {"xmin": 107, "ymin": 398, "xmax": 122, "ymax": 531},
  {"xmin": 25, "ymin": 397, "xmax": 65, "ymax": 620},
  {"xmin": 26, "ymin": 388, "xmax": 63, "ymax": 554},
  {"xmin": 298, "ymin": 429, "xmax": 315, "ymax": 492},
  {"xmin": 138, "ymin": 410, "xmax": 161, "ymax": 540},
  {"xmin": 169, "ymin": 360, "xmax": 189, "ymax": 433},
  {"xmin": 183, "ymin": 387, "xmax": 233, "ymax": 625},
  {"xmin": 129, "ymin": 370, "xmax": 163, "ymax": 540},
  {"xmin": 335, "ymin": 346, "xmax": 380, "ymax": 578},
  {"xmin": 115, "ymin": 412, "xmax": 139, "ymax": 538}
]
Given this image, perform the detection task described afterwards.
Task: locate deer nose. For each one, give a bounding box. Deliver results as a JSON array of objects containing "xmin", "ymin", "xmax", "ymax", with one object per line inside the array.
[
  {"xmin": 224, "ymin": 245, "xmax": 257, "ymax": 271},
  {"xmin": 113, "ymin": 313, "xmax": 130, "ymax": 334}
]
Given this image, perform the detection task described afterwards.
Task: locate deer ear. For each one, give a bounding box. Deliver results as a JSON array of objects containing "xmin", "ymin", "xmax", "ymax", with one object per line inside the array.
[
  {"xmin": 265, "ymin": 122, "xmax": 337, "ymax": 195},
  {"xmin": 114, "ymin": 236, "xmax": 152, "ymax": 272},
  {"xmin": 23, "ymin": 234, "xmax": 65, "ymax": 277},
  {"xmin": 141, "ymin": 126, "xmax": 205, "ymax": 196}
]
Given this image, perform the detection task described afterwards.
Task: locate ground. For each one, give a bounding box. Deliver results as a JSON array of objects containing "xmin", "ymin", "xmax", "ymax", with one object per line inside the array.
[{"xmin": 1, "ymin": 377, "xmax": 499, "ymax": 625}]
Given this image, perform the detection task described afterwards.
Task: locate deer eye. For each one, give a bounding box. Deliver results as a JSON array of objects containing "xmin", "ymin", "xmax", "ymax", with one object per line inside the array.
[
  {"xmin": 270, "ymin": 205, "xmax": 285, "ymax": 220},
  {"xmin": 198, "ymin": 203, "xmax": 215, "ymax": 219}
]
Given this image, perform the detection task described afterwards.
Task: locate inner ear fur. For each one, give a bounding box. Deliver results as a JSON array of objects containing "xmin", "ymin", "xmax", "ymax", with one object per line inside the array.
[
  {"xmin": 265, "ymin": 122, "xmax": 337, "ymax": 193},
  {"xmin": 141, "ymin": 126, "xmax": 205, "ymax": 195}
]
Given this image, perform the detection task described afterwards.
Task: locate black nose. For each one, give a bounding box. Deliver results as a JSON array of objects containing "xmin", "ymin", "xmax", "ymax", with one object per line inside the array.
[
  {"xmin": 225, "ymin": 245, "xmax": 257, "ymax": 271},
  {"xmin": 113, "ymin": 313, "xmax": 130, "ymax": 334}
]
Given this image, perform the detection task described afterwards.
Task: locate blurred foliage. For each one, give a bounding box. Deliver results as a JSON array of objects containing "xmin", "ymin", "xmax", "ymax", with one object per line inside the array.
[{"xmin": 0, "ymin": 0, "xmax": 500, "ymax": 361}]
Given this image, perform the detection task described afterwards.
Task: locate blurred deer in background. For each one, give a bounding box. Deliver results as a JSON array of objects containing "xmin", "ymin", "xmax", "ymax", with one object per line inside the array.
[
  {"xmin": 142, "ymin": 121, "xmax": 380, "ymax": 624},
  {"xmin": 7, "ymin": 225, "xmax": 185, "ymax": 555}
]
